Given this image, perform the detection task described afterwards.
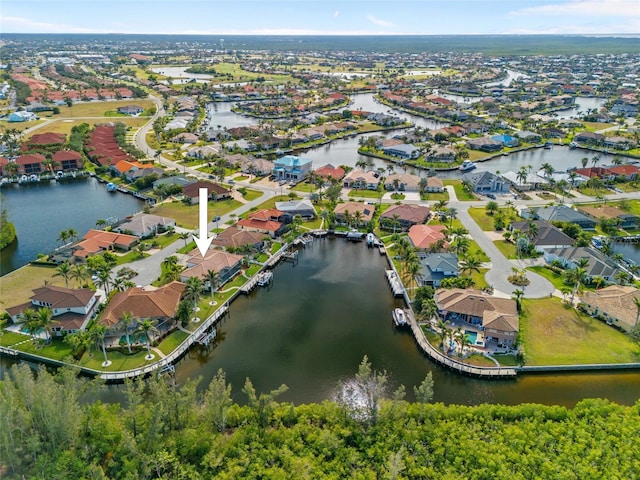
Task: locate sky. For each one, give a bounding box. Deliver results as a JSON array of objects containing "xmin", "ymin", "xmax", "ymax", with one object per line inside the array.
[{"xmin": 1, "ymin": 0, "xmax": 639, "ymax": 36}]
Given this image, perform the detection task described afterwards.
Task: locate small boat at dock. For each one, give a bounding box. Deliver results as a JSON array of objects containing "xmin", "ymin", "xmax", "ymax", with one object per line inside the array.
[
  {"xmin": 459, "ymin": 160, "xmax": 477, "ymax": 172},
  {"xmin": 392, "ymin": 308, "xmax": 408, "ymax": 328},
  {"xmin": 106, "ymin": 182, "xmax": 117, "ymax": 192}
]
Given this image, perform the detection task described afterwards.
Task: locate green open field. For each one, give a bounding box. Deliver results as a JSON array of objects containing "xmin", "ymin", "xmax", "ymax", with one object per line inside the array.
[
  {"xmin": 53, "ymin": 100, "xmax": 155, "ymax": 118},
  {"xmin": 468, "ymin": 206, "xmax": 520, "ymax": 231},
  {"xmin": 520, "ymin": 297, "xmax": 640, "ymax": 365},
  {"xmin": 1, "ymin": 265, "xmax": 66, "ymax": 310},
  {"xmin": 151, "ymin": 198, "xmax": 242, "ymax": 229},
  {"xmin": 443, "ymin": 179, "xmax": 476, "ymax": 201},
  {"xmin": 23, "ymin": 118, "xmax": 148, "ymax": 139},
  {"xmin": 0, "ymin": 119, "xmax": 46, "ymax": 133}
]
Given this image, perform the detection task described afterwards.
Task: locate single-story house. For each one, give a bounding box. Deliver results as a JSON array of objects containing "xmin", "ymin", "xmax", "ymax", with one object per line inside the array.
[
  {"xmin": 524, "ymin": 205, "xmax": 596, "ymax": 230},
  {"xmin": 9, "ymin": 111, "xmax": 37, "ymax": 122},
  {"xmin": 424, "ymin": 177, "xmax": 444, "ymax": 193},
  {"xmin": 314, "ymin": 164, "xmax": 346, "ymax": 182},
  {"xmin": 237, "ymin": 210, "xmax": 287, "ymax": 237},
  {"xmin": 384, "ymin": 173, "xmax": 421, "ymax": 192},
  {"xmin": 117, "ymin": 105, "xmax": 144, "ymax": 115},
  {"xmin": 577, "ymin": 205, "xmax": 640, "ymax": 230},
  {"xmin": 182, "ymin": 181, "xmax": 231, "ymax": 204},
  {"xmin": 581, "ymin": 285, "xmax": 640, "ymax": 333},
  {"xmin": 516, "ymin": 131, "xmax": 542, "ymax": 143},
  {"xmin": 181, "ymin": 250, "xmax": 244, "ymax": 285},
  {"xmin": 115, "ymin": 213, "xmax": 176, "ymax": 238},
  {"xmin": 416, "ymin": 253, "xmax": 458, "ymax": 287},
  {"xmin": 466, "ymin": 137, "xmax": 503, "ymax": 152},
  {"xmin": 333, "ymin": 202, "xmax": 374, "ymax": 227},
  {"xmin": 543, "ymin": 246, "xmax": 620, "ymax": 282},
  {"xmin": 509, "ymin": 220, "xmax": 575, "ymax": 252},
  {"xmin": 492, "ymin": 134, "xmax": 520, "ymax": 147},
  {"xmin": 275, "ymin": 199, "xmax": 316, "ymax": 221},
  {"xmin": 425, "ymin": 146, "xmax": 456, "ymax": 163},
  {"xmin": 211, "ymin": 227, "xmax": 265, "ymax": 250},
  {"xmin": 574, "ymin": 131, "xmax": 604, "ymax": 145},
  {"xmin": 342, "ymin": 169, "xmax": 380, "ymax": 190},
  {"xmin": 380, "ymin": 204, "xmax": 431, "ymax": 231},
  {"xmin": 408, "ymin": 224, "xmax": 448, "ymax": 251},
  {"xmin": 464, "ymin": 171, "xmax": 510, "ymax": 193},
  {"xmin": 153, "ymin": 175, "xmax": 195, "ymax": 189},
  {"xmin": 381, "ymin": 143, "xmax": 421, "ymax": 160},
  {"xmin": 72, "ymin": 229, "xmax": 139, "ymax": 261}
]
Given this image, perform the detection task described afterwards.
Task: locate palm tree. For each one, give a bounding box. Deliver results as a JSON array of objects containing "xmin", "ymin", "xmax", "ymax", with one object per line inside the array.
[
  {"xmin": 120, "ymin": 312, "xmax": 136, "ymax": 354},
  {"xmin": 204, "ymin": 269, "xmax": 220, "ymax": 305},
  {"xmin": 457, "ymin": 332, "xmax": 472, "ymax": 358},
  {"xmin": 54, "ymin": 262, "xmax": 73, "ymax": 288},
  {"xmin": 591, "ymin": 155, "xmax": 600, "ymax": 169},
  {"xmin": 485, "ymin": 201, "xmax": 499, "ymax": 215},
  {"xmin": 179, "ymin": 232, "xmax": 191, "ymax": 249},
  {"xmin": 445, "ymin": 207, "xmax": 457, "ymax": 228},
  {"xmin": 89, "ymin": 324, "xmax": 110, "ymax": 366},
  {"xmin": 460, "ymin": 255, "xmax": 482, "ymax": 275},
  {"xmin": 16, "ymin": 308, "xmax": 40, "ymax": 344},
  {"xmin": 435, "ymin": 199, "xmax": 448, "ymax": 211},
  {"xmin": 96, "ymin": 270, "xmax": 112, "ymax": 295},
  {"xmin": 451, "ymin": 236, "xmax": 470, "ymax": 256},
  {"xmin": 35, "ymin": 308, "xmax": 57, "ymax": 345},
  {"xmin": 526, "ymin": 221, "xmax": 540, "ymax": 242},
  {"xmin": 512, "ymin": 289, "xmax": 524, "ymax": 312},
  {"xmin": 184, "ymin": 276, "xmax": 203, "ymax": 322},
  {"xmin": 57, "ymin": 229, "xmax": 70, "ymax": 247},
  {"xmin": 564, "ymin": 267, "xmax": 587, "ymax": 306},
  {"xmin": 70, "ymin": 264, "xmax": 90, "ymax": 288},
  {"xmin": 136, "ymin": 318, "xmax": 159, "ymax": 360},
  {"xmin": 436, "ymin": 320, "xmax": 449, "ymax": 349},
  {"xmin": 419, "ymin": 299, "xmax": 437, "ymax": 324}
]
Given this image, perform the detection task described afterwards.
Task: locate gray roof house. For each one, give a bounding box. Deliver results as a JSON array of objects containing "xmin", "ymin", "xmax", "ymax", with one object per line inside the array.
[
  {"xmin": 416, "ymin": 253, "xmax": 458, "ymax": 287},
  {"xmin": 524, "ymin": 205, "xmax": 597, "ymax": 230},
  {"xmin": 381, "ymin": 143, "xmax": 421, "ymax": 160},
  {"xmin": 275, "ymin": 199, "xmax": 316, "ymax": 221},
  {"xmin": 510, "ymin": 220, "xmax": 575, "ymax": 252},
  {"xmin": 464, "ymin": 171, "xmax": 510, "ymax": 193},
  {"xmin": 115, "ymin": 214, "xmax": 176, "ymax": 238},
  {"xmin": 543, "ymin": 246, "xmax": 620, "ymax": 282}
]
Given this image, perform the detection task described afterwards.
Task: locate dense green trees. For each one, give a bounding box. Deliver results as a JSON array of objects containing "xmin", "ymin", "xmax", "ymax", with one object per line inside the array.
[
  {"xmin": 1, "ymin": 363, "xmax": 639, "ymax": 479},
  {"xmin": 0, "ymin": 208, "xmax": 17, "ymax": 250}
]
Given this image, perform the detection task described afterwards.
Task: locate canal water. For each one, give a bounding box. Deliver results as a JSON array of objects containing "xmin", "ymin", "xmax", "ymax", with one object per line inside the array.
[
  {"xmin": 0, "ymin": 177, "xmax": 144, "ymax": 275},
  {"xmin": 162, "ymin": 239, "xmax": 639, "ymax": 406}
]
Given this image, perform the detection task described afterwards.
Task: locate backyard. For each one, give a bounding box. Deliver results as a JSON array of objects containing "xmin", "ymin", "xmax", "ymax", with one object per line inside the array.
[{"xmin": 151, "ymin": 198, "xmax": 242, "ymax": 229}]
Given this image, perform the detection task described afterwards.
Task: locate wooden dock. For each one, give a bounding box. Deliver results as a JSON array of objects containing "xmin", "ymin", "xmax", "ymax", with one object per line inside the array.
[
  {"xmin": 405, "ymin": 309, "xmax": 517, "ymax": 379},
  {"xmin": 385, "ymin": 270, "xmax": 405, "ymax": 297}
]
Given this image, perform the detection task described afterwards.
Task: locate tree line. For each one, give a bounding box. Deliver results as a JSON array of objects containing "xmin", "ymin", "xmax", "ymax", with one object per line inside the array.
[{"xmin": 1, "ymin": 357, "xmax": 638, "ymax": 479}]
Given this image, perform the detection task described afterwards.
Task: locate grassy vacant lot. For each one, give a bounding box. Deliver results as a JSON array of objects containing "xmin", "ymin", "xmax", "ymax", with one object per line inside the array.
[
  {"xmin": 54, "ymin": 100, "xmax": 155, "ymax": 118},
  {"xmin": 0, "ymin": 119, "xmax": 45, "ymax": 133},
  {"xmin": 151, "ymin": 198, "xmax": 242, "ymax": 229},
  {"xmin": 520, "ymin": 297, "xmax": 640, "ymax": 365},
  {"xmin": 24, "ymin": 118, "xmax": 148, "ymax": 139},
  {"xmin": 468, "ymin": 207, "xmax": 520, "ymax": 231},
  {"xmin": 239, "ymin": 188, "xmax": 264, "ymax": 202},
  {"xmin": 527, "ymin": 266, "xmax": 566, "ymax": 290},
  {"xmin": 443, "ymin": 180, "xmax": 476, "ymax": 201},
  {"xmin": 421, "ymin": 190, "xmax": 449, "ymax": 202},
  {"xmin": 1, "ymin": 265, "xmax": 66, "ymax": 308},
  {"xmin": 349, "ymin": 189, "xmax": 381, "ymax": 199}
]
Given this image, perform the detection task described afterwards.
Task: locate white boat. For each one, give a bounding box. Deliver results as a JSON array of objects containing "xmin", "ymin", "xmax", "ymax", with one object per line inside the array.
[
  {"xmin": 106, "ymin": 182, "xmax": 117, "ymax": 192},
  {"xmin": 392, "ymin": 308, "xmax": 408, "ymax": 327},
  {"xmin": 366, "ymin": 233, "xmax": 375, "ymax": 248},
  {"xmin": 459, "ymin": 160, "xmax": 477, "ymax": 172},
  {"xmin": 257, "ymin": 271, "xmax": 273, "ymax": 287},
  {"xmin": 569, "ymin": 141, "xmax": 578, "ymax": 149}
]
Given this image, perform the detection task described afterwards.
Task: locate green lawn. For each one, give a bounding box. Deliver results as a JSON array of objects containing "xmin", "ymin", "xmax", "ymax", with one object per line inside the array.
[
  {"xmin": 0, "ymin": 331, "xmax": 33, "ymax": 347},
  {"xmin": 157, "ymin": 330, "xmax": 190, "ymax": 355},
  {"xmin": 420, "ymin": 191, "xmax": 450, "ymax": 202},
  {"xmin": 270, "ymin": 242, "xmax": 283, "ymax": 254},
  {"xmin": 240, "ymin": 188, "xmax": 264, "ymax": 202},
  {"xmin": 348, "ymin": 189, "xmax": 382, "ymax": 199},
  {"xmin": 520, "ymin": 297, "xmax": 640, "ymax": 365},
  {"xmin": 494, "ymin": 240, "xmax": 517, "ymax": 259},
  {"xmin": 468, "ymin": 207, "xmax": 497, "ymax": 231},
  {"xmin": 468, "ymin": 267, "xmax": 489, "ymax": 289},
  {"xmin": 0, "ymin": 265, "xmax": 66, "ymax": 307},
  {"xmin": 79, "ymin": 349, "xmax": 155, "ymax": 372},
  {"xmin": 527, "ymin": 266, "xmax": 566, "ymax": 290},
  {"xmin": 152, "ymin": 232, "xmax": 180, "ymax": 249},
  {"xmin": 443, "ymin": 180, "xmax": 476, "ymax": 201},
  {"xmin": 114, "ymin": 250, "xmax": 149, "ymax": 266},
  {"xmin": 151, "ymin": 199, "xmax": 242, "ymax": 229},
  {"xmin": 15, "ymin": 338, "xmax": 75, "ymax": 361},
  {"xmin": 292, "ymin": 182, "xmax": 316, "ymax": 193}
]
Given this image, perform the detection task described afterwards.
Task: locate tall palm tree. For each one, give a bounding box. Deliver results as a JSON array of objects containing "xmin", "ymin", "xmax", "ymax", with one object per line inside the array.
[
  {"xmin": 89, "ymin": 324, "xmax": 110, "ymax": 366},
  {"xmin": 70, "ymin": 264, "xmax": 90, "ymax": 288},
  {"xmin": 564, "ymin": 267, "xmax": 587, "ymax": 306},
  {"xmin": 204, "ymin": 269, "xmax": 220, "ymax": 305},
  {"xmin": 16, "ymin": 308, "xmax": 40, "ymax": 344},
  {"xmin": 67, "ymin": 228, "xmax": 79, "ymax": 242},
  {"xmin": 460, "ymin": 255, "xmax": 482, "ymax": 275},
  {"xmin": 512, "ymin": 289, "xmax": 524, "ymax": 312},
  {"xmin": 96, "ymin": 270, "xmax": 112, "ymax": 295},
  {"xmin": 451, "ymin": 236, "xmax": 470, "ymax": 256},
  {"xmin": 54, "ymin": 262, "xmax": 73, "ymax": 288},
  {"xmin": 179, "ymin": 232, "xmax": 191, "ymax": 249},
  {"xmin": 35, "ymin": 308, "xmax": 57, "ymax": 345},
  {"xmin": 136, "ymin": 318, "xmax": 159, "ymax": 360},
  {"xmin": 184, "ymin": 277, "xmax": 204, "ymax": 321},
  {"xmin": 120, "ymin": 312, "xmax": 136, "ymax": 354},
  {"xmin": 57, "ymin": 230, "xmax": 70, "ymax": 247},
  {"xmin": 436, "ymin": 320, "xmax": 449, "ymax": 349}
]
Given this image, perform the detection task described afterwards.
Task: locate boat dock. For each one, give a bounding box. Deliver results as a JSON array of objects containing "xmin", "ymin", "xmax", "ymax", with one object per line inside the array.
[
  {"xmin": 405, "ymin": 309, "xmax": 517, "ymax": 379},
  {"xmin": 196, "ymin": 328, "xmax": 217, "ymax": 346},
  {"xmin": 385, "ymin": 270, "xmax": 405, "ymax": 297},
  {"xmin": 257, "ymin": 271, "xmax": 273, "ymax": 286}
]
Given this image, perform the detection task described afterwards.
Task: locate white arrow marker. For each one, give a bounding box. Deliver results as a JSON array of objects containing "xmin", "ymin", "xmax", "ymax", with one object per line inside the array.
[{"xmin": 193, "ymin": 188, "xmax": 214, "ymax": 256}]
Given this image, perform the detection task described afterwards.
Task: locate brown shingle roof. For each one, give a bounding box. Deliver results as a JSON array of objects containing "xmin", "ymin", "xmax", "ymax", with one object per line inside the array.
[
  {"xmin": 30, "ymin": 286, "xmax": 95, "ymax": 308},
  {"xmin": 381, "ymin": 204, "xmax": 430, "ymax": 224},
  {"xmin": 436, "ymin": 288, "xmax": 518, "ymax": 319}
]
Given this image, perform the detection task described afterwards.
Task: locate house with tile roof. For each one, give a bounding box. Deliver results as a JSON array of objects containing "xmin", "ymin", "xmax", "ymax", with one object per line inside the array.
[
  {"xmin": 314, "ymin": 164, "xmax": 345, "ymax": 182},
  {"xmin": 408, "ymin": 224, "xmax": 448, "ymax": 251},
  {"xmin": 581, "ymin": 285, "xmax": 640, "ymax": 333},
  {"xmin": 15, "ymin": 154, "xmax": 45, "ymax": 174},
  {"xmin": 181, "ymin": 249, "xmax": 244, "ymax": 285},
  {"xmin": 72, "ymin": 229, "xmax": 139, "ymax": 261},
  {"xmin": 237, "ymin": 210, "xmax": 287, "ymax": 237},
  {"xmin": 28, "ymin": 132, "xmax": 66, "ymax": 146},
  {"xmin": 182, "ymin": 181, "xmax": 231, "ymax": 204},
  {"xmin": 5, "ymin": 286, "xmax": 100, "ymax": 336},
  {"xmin": 435, "ymin": 288, "xmax": 519, "ymax": 347},
  {"xmin": 52, "ymin": 150, "xmax": 83, "ymax": 170},
  {"xmin": 380, "ymin": 204, "xmax": 431, "ymax": 231},
  {"xmin": 211, "ymin": 227, "xmax": 266, "ymax": 250},
  {"xmin": 99, "ymin": 282, "xmax": 185, "ymax": 342},
  {"xmin": 342, "ymin": 169, "xmax": 380, "ymax": 190},
  {"xmin": 384, "ymin": 173, "xmax": 421, "ymax": 192},
  {"xmin": 333, "ymin": 202, "xmax": 374, "ymax": 227}
]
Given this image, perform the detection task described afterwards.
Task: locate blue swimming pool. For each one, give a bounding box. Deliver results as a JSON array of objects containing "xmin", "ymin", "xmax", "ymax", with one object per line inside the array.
[{"xmin": 464, "ymin": 330, "xmax": 478, "ymax": 344}]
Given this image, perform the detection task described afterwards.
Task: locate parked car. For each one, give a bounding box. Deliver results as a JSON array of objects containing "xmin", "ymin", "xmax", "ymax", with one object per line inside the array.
[{"xmin": 486, "ymin": 193, "xmax": 497, "ymax": 199}]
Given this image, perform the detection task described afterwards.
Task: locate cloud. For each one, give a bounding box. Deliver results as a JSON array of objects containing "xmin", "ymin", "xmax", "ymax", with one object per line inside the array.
[
  {"xmin": 505, "ymin": 18, "xmax": 640, "ymax": 35},
  {"xmin": 334, "ymin": 10, "xmax": 339, "ymax": 17},
  {"xmin": 509, "ymin": 0, "xmax": 640, "ymax": 18},
  {"xmin": 1, "ymin": 15, "xmax": 108, "ymax": 33},
  {"xmin": 366, "ymin": 15, "xmax": 396, "ymax": 28}
]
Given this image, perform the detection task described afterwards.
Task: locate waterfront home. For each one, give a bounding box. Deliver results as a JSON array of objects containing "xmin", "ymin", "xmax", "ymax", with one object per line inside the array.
[
  {"xmin": 275, "ymin": 199, "xmax": 316, "ymax": 221},
  {"xmin": 52, "ymin": 150, "xmax": 83, "ymax": 171},
  {"xmin": 237, "ymin": 210, "xmax": 286, "ymax": 237},
  {"xmin": 543, "ymin": 246, "xmax": 620, "ymax": 282},
  {"xmin": 211, "ymin": 226, "xmax": 265, "ymax": 251},
  {"xmin": 72, "ymin": 229, "xmax": 139, "ymax": 261},
  {"xmin": 435, "ymin": 288, "xmax": 519, "ymax": 348},
  {"xmin": 238, "ymin": 157, "xmax": 274, "ymax": 176},
  {"xmin": 510, "ymin": 220, "xmax": 575, "ymax": 252},
  {"xmin": 502, "ymin": 170, "xmax": 544, "ymax": 190},
  {"xmin": 581, "ymin": 285, "xmax": 640, "ymax": 333},
  {"xmin": 604, "ymin": 136, "xmax": 635, "ymax": 151},
  {"xmin": 182, "ymin": 181, "xmax": 231, "ymax": 204},
  {"xmin": 99, "ymin": 281, "xmax": 186, "ymax": 343},
  {"xmin": 606, "ymin": 164, "xmax": 640, "ymax": 180},
  {"xmin": 491, "ymin": 134, "xmax": 520, "ymax": 147},
  {"xmin": 380, "ymin": 204, "xmax": 431, "ymax": 231},
  {"xmin": 425, "ymin": 146, "xmax": 456, "ymax": 163},
  {"xmin": 272, "ymin": 155, "xmax": 312, "ymax": 182},
  {"xmin": 577, "ymin": 205, "xmax": 640, "ymax": 230},
  {"xmin": 342, "ymin": 169, "xmax": 380, "ymax": 190},
  {"xmin": 28, "ymin": 132, "xmax": 66, "ymax": 146},
  {"xmin": 153, "ymin": 175, "xmax": 195, "ymax": 189},
  {"xmin": 574, "ymin": 131, "xmax": 605, "ymax": 146},
  {"xmin": 524, "ymin": 205, "xmax": 596, "ymax": 230},
  {"xmin": 464, "ymin": 171, "xmax": 510, "ymax": 194},
  {"xmin": 0, "ymin": 156, "xmax": 10, "ymax": 177},
  {"xmin": 408, "ymin": 224, "xmax": 448, "ymax": 252},
  {"xmin": 314, "ymin": 164, "xmax": 345, "ymax": 183},
  {"xmin": 181, "ymin": 250, "xmax": 244, "ymax": 285},
  {"xmin": 384, "ymin": 173, "xmax": 421, "ymax": 192},
  {"xmin": 573, "ymin": 167, "xmax": 612, "ymax": 180},
  {"xmin": 333, "ymin": 202, "xmax": 374, "ymax": 227},
  {"xmin": 466, "ymin": 137, "xmax": 503, "ymax": 152},
  {"xmin": 171, "ymin": 132, "xmax": 199, "ymax": 144},
  {"xmin": 126, "ymin": 165, "xmax": 164, "ymax": 183},
  {"xmin": 416, "ymin": 253, "xmax": 458, "ymax": 287},
  {"xmin": 15, "ymin": 153, "xmax": 45, "ymax": 174},
  {"xmin": 381, "ymin": 143, "xmax": 421, "ymax": 160},
  {"xmin": 6, "ymin": 286, "xmax": 99, "ymax": 336},
  {"xmin": 516, "ymin": 131, "xmax": 542, "ymax": 143},
  {"xmin": 115, "ymin": 213, "xmax": 176, "ymax": 238},
  {"xmin": 425, "ymin": 177, "xmax": 444, "ymax": 193}
]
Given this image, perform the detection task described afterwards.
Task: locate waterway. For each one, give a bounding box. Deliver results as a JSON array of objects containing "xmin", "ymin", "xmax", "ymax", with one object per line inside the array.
[{"xmin": 0, "ymin": 177, "xmax": 144, "ymax": 275}]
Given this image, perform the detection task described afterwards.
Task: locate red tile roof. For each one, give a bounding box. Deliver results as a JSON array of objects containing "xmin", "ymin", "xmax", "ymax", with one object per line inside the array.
[{"xmin": 29, "ymin": 132, "xmax": 67, "ymax": 145}]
